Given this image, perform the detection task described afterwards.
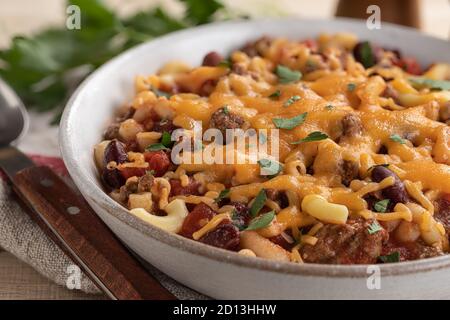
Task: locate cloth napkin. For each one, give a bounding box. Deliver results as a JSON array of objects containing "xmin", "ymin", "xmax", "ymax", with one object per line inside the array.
[{"xmin": 0, "ymin": 112, "xmax": 204, "ymax": 299}]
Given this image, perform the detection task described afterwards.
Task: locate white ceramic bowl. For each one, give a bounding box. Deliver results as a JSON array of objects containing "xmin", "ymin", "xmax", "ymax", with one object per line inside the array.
[{"xmin": 60, "ymin": 18, "xmax": 450, "ymax": 299}]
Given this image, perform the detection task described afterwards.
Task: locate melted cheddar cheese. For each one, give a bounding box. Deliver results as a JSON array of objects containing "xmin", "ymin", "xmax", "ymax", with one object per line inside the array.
[{"xmin": 97, "ymin": 33, "xmax": 450, "ymax": 264}]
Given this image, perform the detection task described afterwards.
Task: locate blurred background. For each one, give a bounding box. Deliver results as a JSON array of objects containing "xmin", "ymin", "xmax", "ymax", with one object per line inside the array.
[{"xmin": 1, "ymin": 0, "xmax": 449, "ymax": 49}]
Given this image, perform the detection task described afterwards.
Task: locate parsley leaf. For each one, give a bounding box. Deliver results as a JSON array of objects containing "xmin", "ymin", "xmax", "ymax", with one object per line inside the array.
[
  {"xmin": 347, "ymin": 83, "xmax": 356, "ymax": 92},
  {"xmin": 217, "ymin": 60, "xmax": 232, "ymax": 68},
  {"xmin": 390, "ymin": 134, "xmax": 406, "ymax": 144},
  {"xmin": 367, "ymin": 221, "xmax": 383, "ymax": 234},
  {"xmin": 357, "ymin": 41, "xmax": 375, "ymax": 68},
  {"xmin": 268, "ymin": 89, "xmax": 281, "ymax": 99},
  {"xmin": 258, "ymin": 132, "xmax": 267, "ymax": 144},
  {"xmin": 374, "ymin": 199, "xmax": 390, "ymax": 213},
  {"xmin": 325, "ymin": 104, "xmax": 334, "ymax": 110},
  {"xmin": 146, "ymin": 143, "xmax": 170, "ymax": 151},
  {"xmin": 378, "ymin": 251, "xmax": 400, "ymax": 263},
  {"xmin": 0, "ymin": 0, "xmax": 227, "ymax": 124},
  {"xmin": 258, "ymin": 159, "xmax": 283, "ymax": 177},
  {"xmin": 214, "ymin": 188, "xmax": 230, "ymax": 203},
  {"xmin": 180, "ymin": 0, "xmax": 224, "ymax": 24},
  {"xmin": 151, "ymin": 86, "xmax": 171, "ymax": 98},
  {"xmin": 222, "ymin": 105, "xmax": 229, "ymax": 114},
  {"xmin": 161, "ymin": 131, "xmax": 173, "ymax": 148},
  {"xmin": 245, "ymin": 211, "xmax": 275, "ymax": 231},
  {"xmin": 250, "ymin": 189, "xmax": 267, "ymax": 217},
  {"xmin": 272, "ymin": 112, "xmax": 307, "ymax": 130},
  {"xmin": 276, "ymin": 65, "xmax": 302, "ymax": 84},
  {"xmin": 409, "ymin": 78, "xmax": 450, "ymax": 91},
  {"xmin": 283, "ymin": 95, "xmax": 301, "ymax": 107},
  {"xmin": 291, "ymin": 131, "xmax": 328, "ymax": 144}
]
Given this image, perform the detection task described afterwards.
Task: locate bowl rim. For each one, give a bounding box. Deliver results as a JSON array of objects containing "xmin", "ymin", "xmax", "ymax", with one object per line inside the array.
[{"xmin": 60, "ymin": 17, "xmax": 450, "ymax": 278}]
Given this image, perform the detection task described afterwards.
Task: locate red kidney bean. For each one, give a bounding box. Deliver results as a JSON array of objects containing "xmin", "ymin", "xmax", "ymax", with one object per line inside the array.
[
  {"xmin": 104, "ymin": 139, "xmax": 128, "ymax": 166},
  {"xmin": 371, "ymin": 165, "xmax": 409, "ymax": 204},
  {"xmin": 102, "ymin": 168, "xmax": 125, "ymax": 189},
  {"xmin": 202, "ymin": 51, "xmax": 223, "ymax": 67},
  {"xmin": 199, "ymin": 221, "xmax": 240, "ymax": 251},
  {"xmin": 179, "ymin": 203, "xmax": 216, "ymax": 239},
  {"xmin": 229, "ymin": 202, "xmax": 251, "ymax": 229}
]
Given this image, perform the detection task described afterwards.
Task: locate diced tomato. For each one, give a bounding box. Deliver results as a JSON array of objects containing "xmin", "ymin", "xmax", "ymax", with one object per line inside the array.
[
  {"xmin": 143, "ymin": 150, "xmax": 170, "ymax": 177},
  {"xmin": 179, "ymin": 203, "xmax": 216, "ymax": 238},
  {"xmin": 395, "ymin": 57, "xmax": 422, "ymax": 75},
  {"xmin": 169, "ymin": 178, "xmax": 200, "ymax": 196},
  {"xmin": 119, "ymin": 167, "xmax": 146, "ymax": 179},
  {"xmin": 301, "ymin": 39, "xmax": 318, "ymax": 52}
]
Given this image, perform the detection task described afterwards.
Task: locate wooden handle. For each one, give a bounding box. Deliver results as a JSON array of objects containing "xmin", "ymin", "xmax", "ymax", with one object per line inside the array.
[{"xmin": 11, "ymin": 165, "xmax": 176, "ymax": 300}]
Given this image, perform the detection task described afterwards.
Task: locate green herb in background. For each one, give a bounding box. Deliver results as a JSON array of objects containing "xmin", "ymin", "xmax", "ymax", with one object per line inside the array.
[{"xmin": 0, "ymin": 0, "xmax": 226, "ymax": 124}]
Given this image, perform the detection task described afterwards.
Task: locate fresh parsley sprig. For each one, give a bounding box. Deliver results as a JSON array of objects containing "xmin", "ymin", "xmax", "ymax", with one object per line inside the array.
[{"xmin": 0, "ymin": 0, "xmax": 227, "ymax": 123}]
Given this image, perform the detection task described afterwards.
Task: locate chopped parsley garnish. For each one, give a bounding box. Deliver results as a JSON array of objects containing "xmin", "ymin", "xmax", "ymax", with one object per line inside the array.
[
  {"xmin": 291, "ymin": 131, "xmax": 328, "ymax": 144},
  {"xmin": 409, "ymin": 78, "xmax": 450, "ymax": 91},
  {"xmin": 272, "ymin": 112, "xmax": 307, "ymax": 130},
  {"xmin": 150, "ymin": 86, "xmax": 171, "ymax": 98},
  {"xmin": 357, "ymin": 41, "xmax": 375, "ymax": 68},
  {"xmin": 374, "ymin": 199, "xmax": 390, "ymax": 213},
  {"xmin": 161, "ymin": 131, "xmax": 173, "ymax": 148},
  {"xmin": 245, "ymin": 211, "xmax": 275, "ymax": 231},
  {"xmin": 325, "ymin": 104, "xmax": 334, "ymax": 110},
  {"xmin": 222, "ymin": 105, "xmax": 229, "ymax": 114},
  {"xmin": 217, "ymin": 60, "xmax": 232, "ymax": 68},
  {"xmin": 378, "ymin": 251, "xmax": 400, "ymax": 263},
  {"xmin": 276, "ymin": 65, "xmax": 302, "ymax": 84},
  {"xmin": 258, "ymin": 159, "xmax": 283, "ymax": 177},
  {"xmin": 249, "ymin": 189, "xmax": 267, "ymax": 218},
  {"xmin": 214, "ymin": 188, "xmax": 230, "ymax": 203},
  {"xmin": 347, "ymin": 83, "xmax": 356, "ymax": 92},
  {"xmin": 268, "ymin": 89, "xmax": 281, "ymax": 99},
  {"xmin": 367, "ymin": 221, "xmax": 383, "ymax": 234},
  {"xmin": 146, "ymin": 143, "xmax": 170, "ymax": 151},
  {"xmin": 259, "ymin": 132, "xmax": 267, "ymax": 144},
  {"xmin": 390, "ymin": 134, "xmax": 406, "ymax": 144},
  {"xmin": 145, "ymin": 169, "xmax": 156, "ymax": 175},
  {"xmin": 283, "ymin": 95, "xmax": 301, "ymax": 107}
]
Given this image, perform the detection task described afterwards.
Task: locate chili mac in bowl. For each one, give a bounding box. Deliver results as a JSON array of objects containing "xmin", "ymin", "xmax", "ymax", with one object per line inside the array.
[{"xmin": 61, "ymin": 19, "xmax": 450, "ymax": 299}]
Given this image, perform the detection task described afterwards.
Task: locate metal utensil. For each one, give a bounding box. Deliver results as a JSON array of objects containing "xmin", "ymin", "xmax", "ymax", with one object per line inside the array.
[{"xmin": 0, "ymin": 77, "xmax": 175, "ymax": 300}]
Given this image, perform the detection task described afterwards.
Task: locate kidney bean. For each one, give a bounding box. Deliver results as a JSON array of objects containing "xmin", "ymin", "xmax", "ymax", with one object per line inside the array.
[
  {"xmin": 229, "ymin": 202, "xmax": 251, "ymax": 229},
  {"xmin": 199, "ymin": 222, "xmax": 240, "ymax": 251},
  {"xmin": 202, "ymin": 51, "xmax": 223, "ymax": 67},
  {"xmin": 144, "ymin": 151, "xmax": 170, "ymax": 177},
  {"xmin": 104, "ymin": 140, "xmax": 128, "ymax": 166},
  {"xmin": 371, "ymin": 165, "xmax": 409, "ymax": 204},
  {"xmin": 102, "ymin": 168, "xmax": 125, "ymax": 189},
  {"xmin": 179, "ymin": 203, "xmax": 216, "ymax": 238}
]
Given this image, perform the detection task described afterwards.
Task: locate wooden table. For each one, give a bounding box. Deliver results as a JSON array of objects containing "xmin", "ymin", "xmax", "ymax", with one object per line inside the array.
[{"xmin": 0, "ymin": 0, "xmax": 448, "ymax": 300}]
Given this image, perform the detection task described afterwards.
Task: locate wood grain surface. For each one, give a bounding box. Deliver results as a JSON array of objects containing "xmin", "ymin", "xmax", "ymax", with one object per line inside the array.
[{"xmin": 11, "ymin": 166, "xmax": 176, "ymax": 300}]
